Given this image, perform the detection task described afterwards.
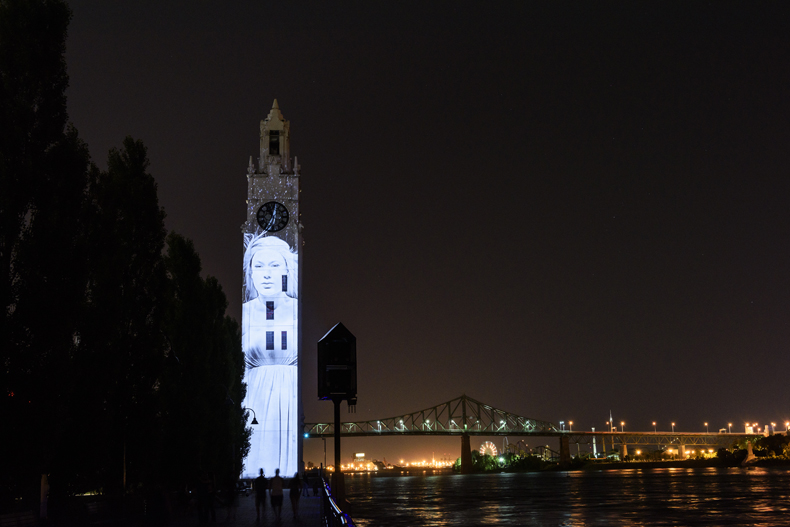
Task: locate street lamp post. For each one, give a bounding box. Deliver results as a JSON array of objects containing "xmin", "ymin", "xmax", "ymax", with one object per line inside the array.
[
  {"xmin": 705, "ymin": 422, "xmax": 708, "ymax": 433},
  {"xmin": 569, "ymin": 421, "xmax": 573, "ymax": 432},
  {"xmin": 621, "ymin": 421, "xmax": 625, "ymax": 433},
  {"xmin": 560, "ymin": 421, "xmax": 565, "ymax": 431},
  {"xmin": 243, "ymin": 407, "xmax": 259, "ymax": 425},
  {"xmin": 728, "ymin": 423, "xmax": 732, "ymax": 434},
  {"xmin": 671, "ymin": 422, "xmax": 675, "ymax": 433},
  {"xmin": 239, "ymin": 408, "xmax": 258, "ymax": 481},
  {"xmin": 653, "ymin": 422, "xmax": 657, "ymax": 433}
]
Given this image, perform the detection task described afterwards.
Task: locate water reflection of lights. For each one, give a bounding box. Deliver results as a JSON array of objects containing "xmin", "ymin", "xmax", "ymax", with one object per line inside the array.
[
  {"xmin": 328, "ymin": 462, "xmax": 381, "ymax": 473},
  {"xmin": 399, "ymin": 459, "xmax": 455, "ymax": 469}
]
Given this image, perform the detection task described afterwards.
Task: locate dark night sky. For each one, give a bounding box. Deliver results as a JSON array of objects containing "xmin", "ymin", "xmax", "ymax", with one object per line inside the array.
[{"xmin": 64, "ymin": 1, "xmax": 790, "ymax": 463}]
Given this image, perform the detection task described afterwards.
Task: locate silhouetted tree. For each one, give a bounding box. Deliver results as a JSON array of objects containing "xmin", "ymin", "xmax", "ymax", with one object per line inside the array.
[
  {"xmin": 755, "ymin": 434, "xmax": 790, "ymax": 457},
  {"xmin": 1, "ymin": 1, "xmax": 247, "ymax": 512},
  {"xmin": 0, "ymin": 0, "xmax": 94, "ymax": 506},
  {"xmin": 159, "ymin": 233, "xmax": 248, "ymax": 490},
  {"xmin": 68, "ymin": 137, "xmax": 168, "ymax": 496}
]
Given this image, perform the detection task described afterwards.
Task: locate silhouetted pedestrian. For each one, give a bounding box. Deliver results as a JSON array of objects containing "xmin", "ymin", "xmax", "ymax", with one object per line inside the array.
[
  {"xmin": 288, "ymin": 473, "xmax": 302, "ymax": 519},
  {"xmin": 254, "ymin": 469, "xmax": 267, "ymax": 521},
  {"xmin": 269, "ymin": 469, "xmax": 284, "ymax": 520}
]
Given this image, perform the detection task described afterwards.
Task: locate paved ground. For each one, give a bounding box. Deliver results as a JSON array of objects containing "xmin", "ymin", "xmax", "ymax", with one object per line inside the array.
[{"xmin": 170, "ymin": 490, "xmax": 323, "ymax": 527}]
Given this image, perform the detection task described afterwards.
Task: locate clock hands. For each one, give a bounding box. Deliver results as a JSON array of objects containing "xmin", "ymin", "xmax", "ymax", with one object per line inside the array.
[
  {"xmin": 264, "ymin": 204, "xmax": 279, "ymax": 231},
  {"xmin": 257, "ymin": 202, "xmax": 289, "ymax": 233}
]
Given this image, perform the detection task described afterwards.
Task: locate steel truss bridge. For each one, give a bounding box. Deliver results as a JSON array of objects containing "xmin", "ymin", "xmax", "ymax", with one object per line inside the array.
[
  {"xmin": 305, "ymin": 394, "xmax": 557, "ymax": 437},
  {"xmin": 304, "ymin": 394, "xmax": 759, "ymax": 470}
]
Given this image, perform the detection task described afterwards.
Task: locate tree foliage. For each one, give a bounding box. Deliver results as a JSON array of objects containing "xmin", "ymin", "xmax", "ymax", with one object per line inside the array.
[
  {"xmin": 159, "ymin": 232, "xmax": 248, "ymax": 489},
  {"xmin": 1, "ymin": 0, "xmax": 247, "ymax": 513},
  {"xmin": 1, "ymin": 0, "xmax": 91, "ymax": 505},
  {"xmin": 462, "ymin": 450, "xmax": 550, "ymax": 473}
]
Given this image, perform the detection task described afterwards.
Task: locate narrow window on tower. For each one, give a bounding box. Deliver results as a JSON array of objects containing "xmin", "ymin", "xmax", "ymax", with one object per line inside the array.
[
  {"xmin": 269, "ymin": 130, "xmax": 280, "ymax": 156},
  {"xmin": 282, "ymin": 275, "xmax": 288, "ymax": 292},
  {"xmin": 266, "ymin": 331, "xmax": 274, "ymax": 350},
  {"xmin": 266, "ymin": 301, "xmax": 274, "ymax": 320},
  {"xmin": 281, "ymin": 331, "xmax": 287, "ymax": 350}
]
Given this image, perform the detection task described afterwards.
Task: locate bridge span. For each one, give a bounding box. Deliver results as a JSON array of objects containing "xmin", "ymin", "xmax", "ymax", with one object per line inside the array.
[{"xmin": 304, "ymin": 395, "xmax": 759, "ymax": 471}]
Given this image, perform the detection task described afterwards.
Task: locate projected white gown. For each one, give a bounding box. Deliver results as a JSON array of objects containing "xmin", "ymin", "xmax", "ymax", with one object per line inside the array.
[{"xmin": 242, "ymin": 295, "xmax": 298, "ymax": 478}]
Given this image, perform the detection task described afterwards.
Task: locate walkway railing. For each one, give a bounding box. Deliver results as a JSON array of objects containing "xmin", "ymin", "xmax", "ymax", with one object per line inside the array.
[{"xmin": 321, "ymin": 477, "xmax": 355, "ymax": 527}]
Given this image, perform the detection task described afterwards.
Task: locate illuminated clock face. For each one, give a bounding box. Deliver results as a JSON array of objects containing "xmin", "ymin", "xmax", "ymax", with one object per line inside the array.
[{"xmin": 256, "ymin": 201, "xmax": 289, "ymax": 232}]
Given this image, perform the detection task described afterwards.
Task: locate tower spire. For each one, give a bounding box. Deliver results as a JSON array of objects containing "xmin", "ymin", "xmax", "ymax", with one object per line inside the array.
[{"xmin": 259, "ymin": 100, "xmax": 290, "ymax": 171}]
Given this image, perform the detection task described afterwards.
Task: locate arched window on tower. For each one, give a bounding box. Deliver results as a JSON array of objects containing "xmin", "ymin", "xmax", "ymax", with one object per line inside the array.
[{"xmin": 269, "ymin": 130, "xmax": 280, "ymax": 156}]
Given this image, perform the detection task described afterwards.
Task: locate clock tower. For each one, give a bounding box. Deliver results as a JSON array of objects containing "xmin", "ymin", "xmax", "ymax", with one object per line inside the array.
[{"xmin": 241, "ymin": 99, "xmax": 302, "ymax": 478}]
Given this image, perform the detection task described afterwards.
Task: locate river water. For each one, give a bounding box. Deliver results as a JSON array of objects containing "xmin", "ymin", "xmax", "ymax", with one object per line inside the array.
[{"xmin": 344, "ymin": 467, "xmax": 790, "ymax": 526}]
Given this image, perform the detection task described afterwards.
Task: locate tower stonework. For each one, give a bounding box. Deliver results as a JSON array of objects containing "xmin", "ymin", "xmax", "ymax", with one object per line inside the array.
[
  {"xmin": 241, "ymin": 100, "xmax": 302, "ymax": 478},
  {"xmin": 243, "ymin": 99, "xmax": 301, "ymax": 245}
]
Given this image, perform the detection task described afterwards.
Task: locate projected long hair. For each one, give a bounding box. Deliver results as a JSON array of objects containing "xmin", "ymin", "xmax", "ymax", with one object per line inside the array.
[{"xmin": 243, "ymin": 233, "xmax": 298, "ymax": 301}]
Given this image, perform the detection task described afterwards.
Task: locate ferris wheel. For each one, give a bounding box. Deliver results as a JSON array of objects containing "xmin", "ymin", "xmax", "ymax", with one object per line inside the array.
[{"xmin": 479, "ymin": 441, "xmax": 498, "ymax": 457}]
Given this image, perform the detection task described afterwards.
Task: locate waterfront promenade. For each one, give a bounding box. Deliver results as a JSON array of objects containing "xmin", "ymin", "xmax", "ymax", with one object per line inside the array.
[
  {"xmin": 0, "ymin": 489, "xmax": 325, "ymax": 526},
  {"xmin": 170, "ymin": 490, "xmax": 322, "ymax": 527}
]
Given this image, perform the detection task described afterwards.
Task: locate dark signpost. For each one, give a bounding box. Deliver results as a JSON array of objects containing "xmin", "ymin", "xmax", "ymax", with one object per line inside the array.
[{"xmin": 317, "ymin": 322, "xmax": 357, "ymax": 503}]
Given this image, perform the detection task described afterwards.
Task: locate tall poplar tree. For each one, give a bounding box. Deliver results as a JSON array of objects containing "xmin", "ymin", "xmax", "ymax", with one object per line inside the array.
[
  {"xmin": 77, "ymin": 137, "xmax": 167, "ymax": 494},
  {"xmin": 160, "ymin": 233, "xmax": 248, "ymax": 490},
  {"xmin": 0, "ymin": 0, "xmax": 93, "ymax": 503},
  {"xmin": 1, "ymin": 0, "xmax": 248, "ymax": 511}
]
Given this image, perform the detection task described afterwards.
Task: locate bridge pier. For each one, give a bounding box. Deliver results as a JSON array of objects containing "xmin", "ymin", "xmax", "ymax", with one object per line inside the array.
[
  {"xmin": 461, "ymin": 434, "xmax": 472, "ymax": 474},
  {"xmin": 559, "ymin": 435, "xmax": 571, "ymax": 469},
  {"xmin": 678, "ymin": 444, "xmax": 685, "ymax": 458},
  {"xmin": 621, "ymin": 444, "xmax": 628, "ymax": 459}
]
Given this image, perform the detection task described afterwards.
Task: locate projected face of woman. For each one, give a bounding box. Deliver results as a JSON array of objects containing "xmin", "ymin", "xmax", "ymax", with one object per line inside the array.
[{"xmin": 251, "ymin": 248, "xmax": 287, "ymax": 297}]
